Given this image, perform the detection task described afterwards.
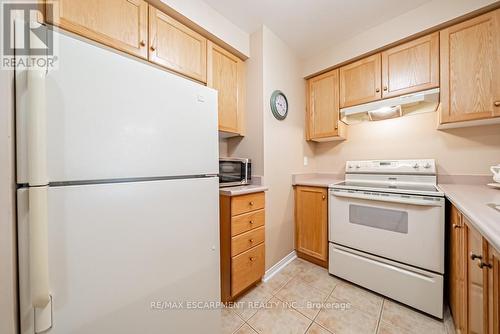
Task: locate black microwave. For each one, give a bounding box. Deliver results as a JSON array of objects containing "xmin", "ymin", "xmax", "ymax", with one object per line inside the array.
[{"xmin": 219, "ymin": 158, "xmax": 251, "ymax": 187}]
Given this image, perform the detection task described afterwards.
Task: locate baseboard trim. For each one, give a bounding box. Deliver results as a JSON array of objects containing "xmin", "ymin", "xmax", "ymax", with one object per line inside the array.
[{"xmin": 262, "ymin": 250, "xmax": 297, "ymax": 282}]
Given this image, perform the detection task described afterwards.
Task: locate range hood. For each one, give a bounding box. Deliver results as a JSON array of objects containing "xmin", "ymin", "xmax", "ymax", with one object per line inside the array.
[{"xmin": 340, "ymin": 88, "xmax": 440, "ymax": 124}]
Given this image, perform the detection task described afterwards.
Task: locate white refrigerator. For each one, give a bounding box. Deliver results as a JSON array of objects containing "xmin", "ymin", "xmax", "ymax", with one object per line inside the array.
[{"xmin": 16, "ymin": 24, "xmax": 221, "ymax": 333}]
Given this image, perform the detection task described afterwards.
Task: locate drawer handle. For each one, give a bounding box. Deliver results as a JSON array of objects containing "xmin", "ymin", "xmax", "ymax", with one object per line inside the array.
[
  {"xmin": 250, "ymin": 257, "xmax": 256, "ymax": 262},
  {"xmin": 249, "ymin": 201, "xmax": 254, "ymax": 206},
  {"xmin": 494, "ymin": 101, "xmax": 500, "ymax": 107},
  {"xmin": 248, "ymin": 220, "xmax": 253, "ymax": 225},
  {"xmin": 249, "ymin": 239, "xmax": 254, "ymax": 243},
  {"xmin": 452, "ymin": 223, "xmax": 461, "ymax": 229}
]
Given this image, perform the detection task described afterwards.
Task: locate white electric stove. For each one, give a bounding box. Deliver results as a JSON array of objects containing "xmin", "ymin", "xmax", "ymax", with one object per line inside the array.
[{"xmin": 329, "ymin": 159, "xmax": 445, "ymax": 318}]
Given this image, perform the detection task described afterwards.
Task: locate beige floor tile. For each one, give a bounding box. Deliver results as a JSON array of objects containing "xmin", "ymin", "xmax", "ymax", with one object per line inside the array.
[
  {"xmin": 306, "ymin": 323, "xmax": 333, "ymax": 334},
  {"xmin": 296, "ymin": 265, "xmax": 341, "ymax": 295},
  {"xmin": 235, "ymin": 323, "xmax": 258, "ymax": 334},
  {"xmin": 380, "ymin": 300, "xmax": 445, "ymax": 334},
  {"xmin": 281, "ymin": 258, "xmax": 317, "ymax": 276},
  {"xmin": 331, "ymin": 282, "xmax": 383, "ymax": 317},
  {"xmin": 275, "ymin": 277, "xmax": 330, "ymax": 320},
  {"xmin": 258, "ymin": 270, "xmax": 294, "ymax": 295},
  {"xmin": 247, "ymin": 297, "xmax": 312, "ymax": 334},
  {"xmin": 232, "ymin": 285, "xmax": 274, "ymax": 321},
  {"xmin": 377, "ymin": 321, "xmax": 407, "ymax": 334},
  {"xmin": 222, "ymin": 307, "xmax": 245, "ymax": 334},
  {"xmin": 315, "ymin": 297, "xmax": 379, "ymax": 334}
]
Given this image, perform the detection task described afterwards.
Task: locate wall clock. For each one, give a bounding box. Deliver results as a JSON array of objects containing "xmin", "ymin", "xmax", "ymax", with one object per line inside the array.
[{"xmin": 270, "ymin": 90, "xmax": 288, "ymax": 120}]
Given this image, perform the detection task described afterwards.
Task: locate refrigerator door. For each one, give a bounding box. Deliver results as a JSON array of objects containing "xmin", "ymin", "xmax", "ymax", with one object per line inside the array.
[
  {"xmin": 18, "ymin": 177, "xmax": 221, "ymax": 334},
  {"xmin": 16, "ymin": 26, "xmax": 218, "ymax": 184}
]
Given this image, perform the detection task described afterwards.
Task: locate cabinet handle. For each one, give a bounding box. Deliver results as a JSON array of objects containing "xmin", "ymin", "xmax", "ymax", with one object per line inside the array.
[
  {"xmin": 322, "ymin": 195, "xmax": 326, "ymax": 200},
  {"xmin": 249, "ymin": 257, "xmax": 256, "ymax": 262},
  {"xmin": 452, "ymin": 223, "xmax": 461, "ymax": 229},
  {"xmin": 249, "ymin": 239, "xmax": 254, "ymax": 243},
  {"xmin": 249, "ymin": 201, "xmax": 254, "ymax": 206},
  {"xmin": 470, "ymin": 253, "xmax": 482, "ymax": 261},
  {"xmin": 248, "ymin": 220, "xmax": 253, "ymax": 225},
  {"xmin": 375, "ymin": 88, "xmax": 380, "ymax": 93},
  {"xmin": 140, "ymin": 40, "xmax": 146, "ymax": 47},
  {"xmin": 150, "ymin": 46, "xmax": 156, "ymax": 51},
  {"xmin": 495, "ymin": 101, "xmax": 500, "ymax": 107},
  {"xmin": 478, "ymin": 261, "xmax": 492, "ymax": 269},
  {"xmin": 383, "ymin": 86, "xmax": 388, "ymax": 91}
]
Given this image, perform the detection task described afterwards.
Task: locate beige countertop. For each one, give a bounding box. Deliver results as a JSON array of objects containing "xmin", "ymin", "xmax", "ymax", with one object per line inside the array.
[
  {"xmin": 292, "ymin": 173, "xmax": 343, "ymax": 188},
  {"xmin": 219, "ymin": 184, "xmax": 268, "ymax": 196},
  {"xmin": 439, "ymin": 183, "xmax": 500, "ymax": 252}
]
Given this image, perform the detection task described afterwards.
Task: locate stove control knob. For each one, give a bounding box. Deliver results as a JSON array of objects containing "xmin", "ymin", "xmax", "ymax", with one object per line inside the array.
[
  {"xmin": 424, "ymin": 163, "xmax": 432, "ymax": 169},
  {"xmin": 348, "ymin": 165, "xmax": 353, "ymax": 169},
  {"xmin": 356, "ymin": 165, "xmax": 361, "ymax": 169},
  {"xmin": 413, "ymin": 163, "xmax": 419, "ymax": 169}
]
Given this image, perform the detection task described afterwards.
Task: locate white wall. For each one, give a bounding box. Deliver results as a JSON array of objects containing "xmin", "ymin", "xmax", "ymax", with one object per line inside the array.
[
  {"xmin": 158, "ymin": 0, "xmax": 250, "ymax": 57},
  {"xmin": 0, "ymin": 69, "xmax": 18, "ymax": 334},
  {"xmin": 261, "ymin": 27, "xmax": 315, "ymax": 268},
  {"xmin": 314, "ymin": 112, "xmax": 500, "ymax": 176},
  {"xmin": 229, "ymin": 26, "xmax": 315, "ymax": 269},
  {"xmin": 303, "ymin": 0, "xmax": 499, "ymax": 77}
]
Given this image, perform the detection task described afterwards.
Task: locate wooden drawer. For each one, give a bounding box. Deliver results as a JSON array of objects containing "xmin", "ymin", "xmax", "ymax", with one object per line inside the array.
[
  {"xmin": 231, "ymin": 192, "xmax": 265, "ymax": 216},
  {"xmin": 231, "ymin": 209, "xmax": 265, "ymax": 237},
  {"xmin": 231, "ymin": 226, "xmax": 265, "ymax": 257},
  {"xmin": 231, "ymin": 243, "xmax": 265, "ymax": 296}
]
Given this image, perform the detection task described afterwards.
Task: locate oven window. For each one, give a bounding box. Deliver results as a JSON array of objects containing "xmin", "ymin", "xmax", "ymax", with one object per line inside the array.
[{"xmin": 349, "ymin": 204, "xmax": 408, "ymax": 234}]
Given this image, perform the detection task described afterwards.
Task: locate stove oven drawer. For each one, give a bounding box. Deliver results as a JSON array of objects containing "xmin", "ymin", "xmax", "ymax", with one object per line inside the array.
[
  {"xmin": 329, "ymin": 190, "xmax": 444, "ymax": 273},
  {"xmin": 329, "ymin": 243, "xmax": 443, "ymax": 318}
]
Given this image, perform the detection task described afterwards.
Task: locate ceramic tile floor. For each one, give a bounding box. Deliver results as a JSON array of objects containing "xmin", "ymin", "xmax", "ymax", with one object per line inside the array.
[{"xmin": 222, "ymin": 258, "xmax": 455, "ymax": 334}]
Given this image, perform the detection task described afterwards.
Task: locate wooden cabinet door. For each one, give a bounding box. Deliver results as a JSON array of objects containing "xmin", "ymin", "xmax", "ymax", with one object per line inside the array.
[
  {"xmin": 46, "ymin": 0, "xmax": 148, "ymax": 59},
  {"xmin": 467, "ymin": 222, "xmax": 488, "ymax": 334},
  {"xmin": 440, "ymin": 9, "xmax": 500, "ymax": 124},
  {"xmin": 381, "ymin": 32, "xmax": 439, "ymax": 98},
  {"xmin": 449, "ymin": 205, "xmax": 467, "ymax": 333},
  {"xmin": 488, "ymin": 246, "xmax": 500, "ymax": 334},
  {"xmin": 207, "ymin": 41, "xmax": 245, "ymax": 134},
  {"xmin": 340, "ymin": 53, "xmax": 381, "ymax": 108},
  {"xmin": 307, "ymin": 69, "xmax": 340, "ymax": 139},
  {"xmin": 295, "ymin": 186, "xmax": 328, "ymax": 265},
  {"xmin": 149, "ymin": 6, "xmax": 207, "ymax": 83}
]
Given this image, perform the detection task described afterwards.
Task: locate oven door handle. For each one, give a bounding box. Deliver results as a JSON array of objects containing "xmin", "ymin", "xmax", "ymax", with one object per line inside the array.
[{"xmin": 330, "ymin": 190, "xmax": 443, "ymax": 207}]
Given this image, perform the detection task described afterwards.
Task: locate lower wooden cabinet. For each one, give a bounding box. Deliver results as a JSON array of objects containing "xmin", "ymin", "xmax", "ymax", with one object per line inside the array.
[
  {"xmin": 220, "ymin": 192, "xmax": 265, "ymax": 302},
  {"xmin": 294, "ymin": 186, "xmax": 328, "ymax": 267},
  {"xmin": 448, "ymin": 203, "xmax": 500, "ymax": 334}
]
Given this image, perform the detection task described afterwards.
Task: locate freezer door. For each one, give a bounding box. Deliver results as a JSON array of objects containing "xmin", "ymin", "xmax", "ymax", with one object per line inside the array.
[
  {"xmin": 18, "ymin": 177, "xmax": 221, "ymax": 334},
  {"xmin": 16, "ymin": 26, "xmax": 218, "ymax": 184}
]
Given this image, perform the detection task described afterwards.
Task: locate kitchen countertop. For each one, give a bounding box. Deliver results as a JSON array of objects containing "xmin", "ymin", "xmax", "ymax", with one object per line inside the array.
[
  {"xmin": 292, "ymin": 173, "xmax": 343, "ymax": 188},
  {"xmin": 219, "ymin": 184, "xmax": 268, "ymax": 196},
  {"xmin": 438, "ymin": 183, "xmax": 500, "ymax": 252}
]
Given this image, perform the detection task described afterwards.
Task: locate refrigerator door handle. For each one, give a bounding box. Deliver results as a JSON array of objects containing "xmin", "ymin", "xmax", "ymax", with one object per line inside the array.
[
  {"xmin": 29, "ymin": 186, "xmax": 51, "ymax": 312},
  {"xmin": 27, "ymin": 67, "xmax": 48, "ymax": 187}
]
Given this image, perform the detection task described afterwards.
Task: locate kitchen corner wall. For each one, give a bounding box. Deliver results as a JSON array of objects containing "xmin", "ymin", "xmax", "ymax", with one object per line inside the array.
[{"xmin": 228, "ymin": 26, "xmax": 315, "ymax": 270}]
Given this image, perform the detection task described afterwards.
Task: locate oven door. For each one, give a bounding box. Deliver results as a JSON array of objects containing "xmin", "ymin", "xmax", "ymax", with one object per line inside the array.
[{"xmin": 329, "ymin": 188, "xmax": 444, "ymax": 273}]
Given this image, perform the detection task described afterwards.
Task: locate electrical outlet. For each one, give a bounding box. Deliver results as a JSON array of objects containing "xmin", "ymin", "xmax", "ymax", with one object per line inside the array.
[{"xmin": 303, "ymin": 156, "xmax": 308, "ymax": 166}]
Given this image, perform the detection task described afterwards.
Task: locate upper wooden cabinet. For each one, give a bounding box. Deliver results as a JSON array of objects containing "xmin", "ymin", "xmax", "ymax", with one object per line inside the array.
[
  {"xmin": 381, "ymin": 32, "xmax": 439, "ymax": 98},
  {"xmin": 149, "ymin": 6, "xmax": 207, "ymax": 83},
  {"xmin": 440, "ymin": 9, "xmax": 500, "ymax": 125},
  {"xmin": 340, "ymin": 53, "xmax": 382, "ymax": 108},
  {"xmin": 207, "ymin": 41, "xmax": 246, "ymax": 135},
  {"xmin": 294, "ymin": 186, "xmax": 328, "ymax": 267},
  {"xmin": 306, "ymin": 69, "xmax": 346, "ymax": 141},
  {"xmin": 46, "ymin": 0, "xmax": 148, "ymax": 59}
]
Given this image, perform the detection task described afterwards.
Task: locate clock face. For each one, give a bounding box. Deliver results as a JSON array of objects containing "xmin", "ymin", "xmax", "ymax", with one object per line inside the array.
[
  {"xmin": 275, "ymin": 94, "xmax": 288, "ymax": 117},
  {"xmin": 270, "ymin": 90, "xmax": 288, "ymax": 120}
]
